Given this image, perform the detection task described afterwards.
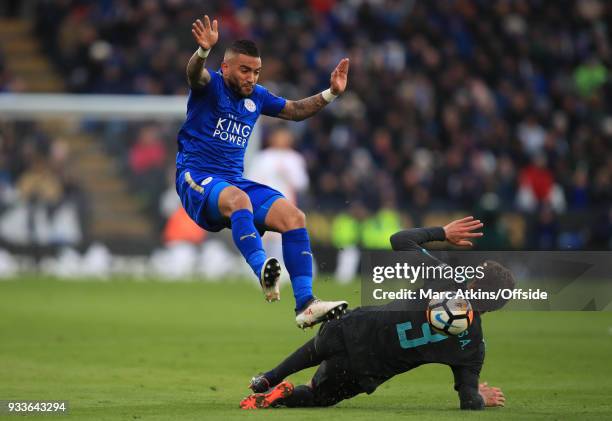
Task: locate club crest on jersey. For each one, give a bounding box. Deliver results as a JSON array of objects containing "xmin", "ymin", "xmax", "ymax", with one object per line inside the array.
[{"xmin": 244, "ymin": 98, "xmax": 256, "ymax": 112}]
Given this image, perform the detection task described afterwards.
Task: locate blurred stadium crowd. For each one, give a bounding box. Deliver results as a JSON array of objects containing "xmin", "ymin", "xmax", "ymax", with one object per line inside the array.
[
  {"xmin": 1, "ymin": 0, "xmax": 611, "ymax": 252},
  {"xmin": 0, "ymin": 121, "xmax": 85, "ymax": 247}
]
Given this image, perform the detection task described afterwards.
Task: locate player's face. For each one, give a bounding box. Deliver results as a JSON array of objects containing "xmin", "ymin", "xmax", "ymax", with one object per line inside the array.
[{"xmin": 222, "ymin": 54, "xmax": 262, "ymax": 97}]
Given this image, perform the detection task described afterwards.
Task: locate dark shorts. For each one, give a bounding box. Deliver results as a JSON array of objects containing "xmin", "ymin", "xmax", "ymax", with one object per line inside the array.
[{"xmin": 310, "ymin": 319, "xmax": 367, "ymax": 407}]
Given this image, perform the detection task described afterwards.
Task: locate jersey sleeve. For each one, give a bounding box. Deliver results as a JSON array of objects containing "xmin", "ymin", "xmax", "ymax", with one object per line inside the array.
[
  {"xmin": 451, "ymin": 341, "xmax": 485, "ymax": 410},
  {"xmin": 390, "ymin": 227, "xmax": 447, "ymax": 267},
  {"xmin": 190, "ymin": 69, "xmax": 220, "ymax": 96},
  {"xmin": 451, "ymin": 365, "xmax": 484, "ymax": 410},
  {"xmin": 390, "ymin": 227, "xmax": 446, "ymax": 250},
  {"xmin": 260, "ymin": 88, "xmax": 287, "ymax": 116},
  {"xmin": 390, "ymin": 227, "xmax": 459, "ymax": 291}
]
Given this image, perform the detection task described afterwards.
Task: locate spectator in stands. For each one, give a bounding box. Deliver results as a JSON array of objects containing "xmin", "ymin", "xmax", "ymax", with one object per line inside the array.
[
  {"xmin": 568, "ymin": 167, "xmax": 590, "ymax": 210},
  {"xmin": 0, "ymin": 118, "xmax": 86, "ymax": 246},
  {"xmin": 247, "ymin": 127, "xmax": 309, "ymax": 205},
  {"xmin": 4, "ymin": 136, "xmax": 83, "ymax": 246},
  {"xmin": 517, "ymin": 115, "xmax": 546, "ymax": 158},
  {"xmin": 129, "ymin": 124, "xmax": 167, "ymax": 203},
  {"xmin": 0, "ymin": 49, "xmax": 9, "ymax": 92},
  {"xmin": 531, "ymin": 204, "xmax": 560, "ymax": 250},
  {"xmin": 516, "ymin": 154, "xmax": 566, "ymax": 214},
  {"xmin": 0, "ymin": 48, "xmax": 25, "ymax": 92}
]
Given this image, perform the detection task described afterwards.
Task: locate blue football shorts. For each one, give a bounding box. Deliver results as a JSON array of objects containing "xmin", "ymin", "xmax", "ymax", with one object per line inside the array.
[{"xmin": 175, "ymin": 168, "xmax": 284, "ymax": 233}]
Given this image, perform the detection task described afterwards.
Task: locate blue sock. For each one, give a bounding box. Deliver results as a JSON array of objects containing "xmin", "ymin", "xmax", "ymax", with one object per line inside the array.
[
  {"xmin": 282, "ymin": 228, "xmax": 315, "ymax": 311},
  {"xmin": 231, "ymin": 209, "xmax": 266, "ymax": 279}
]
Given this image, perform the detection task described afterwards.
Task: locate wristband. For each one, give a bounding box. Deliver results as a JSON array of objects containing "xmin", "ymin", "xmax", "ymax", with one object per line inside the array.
[
  {"xmin": 321, "ymin": 88, "xmax": 338, "ymax": 103},
  {"xmin": 197, "ymin": 47, "xmax": 210, "ymax": 59}
]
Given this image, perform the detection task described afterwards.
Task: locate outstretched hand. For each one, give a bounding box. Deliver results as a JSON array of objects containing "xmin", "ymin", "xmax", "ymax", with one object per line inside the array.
[
  {"xmin": 479, "ymin": 382, "xmax": 505, "ymax": 407},
  {"xmin": 330, "ymin": 58, "xmax": 350, "ymax": 95},
  {"xmin": 443, "ymin": 216, "xmax": 483, "ymax": 247},
  {"xmin": 192, "ymin": 15, "xmax": 218, "ymax": 50}
]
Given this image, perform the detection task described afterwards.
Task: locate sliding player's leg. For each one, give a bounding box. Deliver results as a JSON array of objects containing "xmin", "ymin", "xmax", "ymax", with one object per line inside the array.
[
  {"xmin": 249, "ymin": 319, "xmax": 346, "ymax": 393},
  {"xmin": 264, "ymin": 198, "xmax": 348, "ymax": 327},
  {"xmin": 239, "ymin": 381, "xmax": 295, "ymax": 409},
  {"xmin": 249, "ymin": 337, "xmax": 320, "ymax": 393},
  {"xmin": 241, "ymin": 320, "xmax": 357, "ymax": 409},
  {"xmin": 241, "ymin": 336, "xmax": 321, "ymax": 410},
  {"xmin": 281, "ymin": 320, "xmax": 364, "ymax": 408},
  {"xmin": 286, "ymin": 356, "xmax": 364, "ymax": 408},
  {"xmin": 241, "ymin": 357, "xmax": 363, "ymax": 409}
]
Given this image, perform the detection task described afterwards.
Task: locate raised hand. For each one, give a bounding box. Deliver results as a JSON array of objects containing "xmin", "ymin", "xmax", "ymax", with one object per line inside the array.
[
  {"xmin": 443, "ymin": 216, "xmax": 483, "ymax": 247},
  {"xmin": 330, "ymin": 58, "xmax": 350, "ymax": 95},
  {"xmin": 192, "ymin": 15, "xmax": 218, "ymax": 50},
  {"xmin": 479, "ymin": 382, "xmax": 505, "ymax": 407}
]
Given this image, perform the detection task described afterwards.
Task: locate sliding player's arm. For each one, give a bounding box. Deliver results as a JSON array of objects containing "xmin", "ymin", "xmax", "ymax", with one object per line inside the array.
[
  {"xmin": 390, "ymin": 216, "xmax": 483, "ymax": 251},
  {"xmin": 478, "ymin": 382, "xmax": 506, "ymax": 408},
  {"xmin": 277, "ymin": 58, "xmax": 349, "ymax": 121},
  {"xmin": 186, "ymin": 15, "xmax": 218, "ymax": 89},
  {"xmin": 453, "ymin": 364, "xmax": 506, "ymax": 410},
  {"xmin": 451, "ymin": 365, "xmax": 485, "ymax": 410},
  {"xmin": 451, "ymin": 348, "xmax": 505, "ymax": 411},
  {"xmin": 389, "ymin": 216, "xmax": 483, "ymax": 276},
  {"xmin": 390, "ymin": 226, "xmax": 446, "ymax": 251}
]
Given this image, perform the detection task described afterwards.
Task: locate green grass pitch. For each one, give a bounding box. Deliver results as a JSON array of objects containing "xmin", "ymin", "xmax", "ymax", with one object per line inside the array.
[{"xmin": 1, "ymin": 277, "xmax": 611, "ymax": 420}]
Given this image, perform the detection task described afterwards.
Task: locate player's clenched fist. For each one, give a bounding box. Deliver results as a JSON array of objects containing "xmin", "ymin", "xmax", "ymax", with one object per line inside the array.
[{"xmin": 192, "ymin": 15, "xmax": 218, "ymax": 50}]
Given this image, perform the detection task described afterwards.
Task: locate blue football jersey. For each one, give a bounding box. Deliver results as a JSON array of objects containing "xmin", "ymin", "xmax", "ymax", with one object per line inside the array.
[{"xmin": 176, "ymin": 70, "xmax": 287, "ymax": 179}]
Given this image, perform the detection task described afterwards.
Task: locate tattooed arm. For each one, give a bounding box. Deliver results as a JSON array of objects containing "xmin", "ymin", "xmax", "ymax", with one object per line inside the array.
[
  {"xmin": 186, "ymin": 15, "xmax": 218, "ymax": 89},
  {"xmin": 186, "ymin": 51, "xmax": 211, "ymax": 89},
  {"xmin": 277, "ymin": 58, "xmax": 350, "ymax": 121},
  {"xmin": 277, "ymin": 94, "xmax": 329, "ymax": 121}
]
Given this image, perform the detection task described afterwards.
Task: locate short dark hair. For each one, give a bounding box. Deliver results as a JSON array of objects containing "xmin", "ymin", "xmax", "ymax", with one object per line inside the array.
[
  {"xmin": 227, "ymin": 40, "xmax": 259, "ymax": 57},
  {"xmin": 470, "ymin": 260, "xmax": 516, "ymax": 312}
]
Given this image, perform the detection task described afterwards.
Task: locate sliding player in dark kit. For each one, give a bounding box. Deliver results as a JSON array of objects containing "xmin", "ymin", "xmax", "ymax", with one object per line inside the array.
[{"xmin": 240, "ymin": 217, "xmax": 512, "ymax": 410}]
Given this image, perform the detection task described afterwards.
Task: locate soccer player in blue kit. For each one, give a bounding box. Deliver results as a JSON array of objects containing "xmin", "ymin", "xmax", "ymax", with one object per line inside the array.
[{"xmin": 176, "ymin": 15, "xmax": 348, "ymax": 328}]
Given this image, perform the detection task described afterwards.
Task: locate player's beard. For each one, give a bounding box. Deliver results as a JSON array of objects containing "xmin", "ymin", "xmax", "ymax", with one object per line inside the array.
[
  {"xmin": 228, "ymin": 76, "xmax": 253, "ymax": 97},
  {"xmin": 241, "ymin": 85, "xmax": 254, "ymax": 96}
]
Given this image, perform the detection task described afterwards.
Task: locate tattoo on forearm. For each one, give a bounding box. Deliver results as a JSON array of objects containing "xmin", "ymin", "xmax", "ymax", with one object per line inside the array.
[
  {"xmin": 186, "ymin": 53, "xmax": 209, "ymax": 88},
  {"xmin": 280, "ymin": 94, "xmax": 328, "ymax": 121}
]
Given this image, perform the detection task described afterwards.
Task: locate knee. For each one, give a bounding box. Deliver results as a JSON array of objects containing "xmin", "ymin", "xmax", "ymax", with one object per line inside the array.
[
  {"xmin": 221, "ymin": 189, "xmax": 252, "ymax": 215},
  {"xmin": 284, "ymin": 209, "xmax": 306, "ymax": 230}
]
